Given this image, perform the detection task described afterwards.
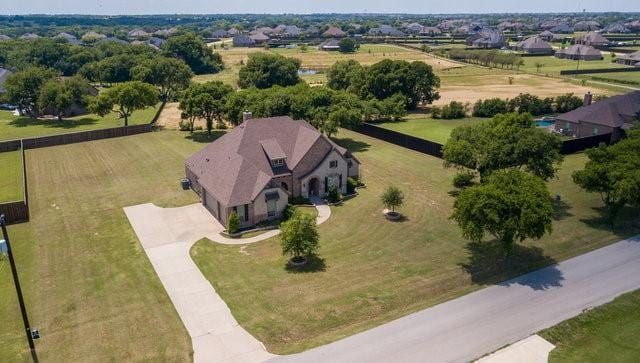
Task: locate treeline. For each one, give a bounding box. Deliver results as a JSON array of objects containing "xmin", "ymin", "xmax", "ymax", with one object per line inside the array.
[
  {"xmin": 445, "ymin": 49, "xmax": 524, "ymax": 69},
  {"xmin": 472, "ymin": 93, "xmax": 584, "ymax": 117}
]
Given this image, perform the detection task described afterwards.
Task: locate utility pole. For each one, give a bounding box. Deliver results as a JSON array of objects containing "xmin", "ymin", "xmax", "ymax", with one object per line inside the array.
[{"xmin": 0, "ymin": 214, "xmax": 39, "ymax": 363}]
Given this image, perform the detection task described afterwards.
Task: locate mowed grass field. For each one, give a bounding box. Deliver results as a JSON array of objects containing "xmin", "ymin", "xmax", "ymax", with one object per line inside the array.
[
  {"xmin": 541, "ymin": 288, "xmax": 640, "ymax": 362},
  {"xmin": 0, "ymin": 104, "xmax": 160, "ymax": 141},
  {"xmin": 375, "ymin": 116, "xmax": 489, "ymax": 143},
  {"xmin": 0, "ymin": 150, "xmax": 23, "ymax": 202},
  {"xmin": 0, "ymin": 131, "xmax": 208, "ymax": 361},
  {"xmin": 190, "ymin": 129, "xmax": 640, "ymax": 354},
  {"xmin": 519, "ymin": 54, "xmax": 625, "ymax": 76}
]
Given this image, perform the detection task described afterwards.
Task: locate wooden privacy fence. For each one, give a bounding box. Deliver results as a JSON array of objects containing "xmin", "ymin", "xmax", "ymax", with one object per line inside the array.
[
  {"xmin": 560, "ymin": 133, "xmax": 612, "ymax": 154},
  {"xmin": 0, "ymin": 141, "xmax": 29, "ymax": 224},
  {"xmin": 560, "ymin": 67, "xmax": 640, "ymax": 75}
]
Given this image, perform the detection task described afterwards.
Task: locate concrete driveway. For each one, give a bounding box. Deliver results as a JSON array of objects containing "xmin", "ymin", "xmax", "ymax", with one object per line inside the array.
[{"xmin": 124, "ymin": 201, "xmax": 330, "ymax": 363}]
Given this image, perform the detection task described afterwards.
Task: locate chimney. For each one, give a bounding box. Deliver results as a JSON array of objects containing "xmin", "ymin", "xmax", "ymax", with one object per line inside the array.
[
  {"xmin": 242, "ymin": 111, "xmax": 253, "ymax": 122},
  {"xmin": 583, "ymin": 91, "xmax": 593, "ymax": 106}
]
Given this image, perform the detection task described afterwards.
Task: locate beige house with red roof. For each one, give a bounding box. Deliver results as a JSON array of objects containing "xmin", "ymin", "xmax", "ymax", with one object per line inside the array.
[{"xmin": 185, "ymin": 116, "xmax": 359, "ymax": 227}]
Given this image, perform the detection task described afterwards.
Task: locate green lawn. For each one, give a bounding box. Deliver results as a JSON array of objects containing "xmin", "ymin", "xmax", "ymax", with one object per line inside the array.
[
  {"xmin": 0, "ymin": 150, "xmax": 23, "ymax": 202},
  {"xmin": 0, "ymin": 130, "xmax": 222, "ymax": 361},
  {"xmin": 375, "ymin": 116, "xmax": 489, "ymax": 143},
  {"xmin": 190, "ymin": 129, "xmax": 640, "ymax": 354},
  {"xmin": 0, "ymin": 104, "xmax": 160, "ymax": 141},
  {"xmin": 577, "ymin": 71, "xmax": 640, "ymax": 87},
  {"xmin": 541, "ymin": 289, "xmax": 640, "ymax": 362},
  {"xmin": 520, "ymin": 54, "xmax": 626, "ymax": 77}
]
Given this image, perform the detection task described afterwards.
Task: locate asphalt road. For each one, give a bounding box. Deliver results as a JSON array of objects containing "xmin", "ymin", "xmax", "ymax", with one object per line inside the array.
[{"xmin": 273, "ymin": 235, "xmax": 640, "ymax": 363}]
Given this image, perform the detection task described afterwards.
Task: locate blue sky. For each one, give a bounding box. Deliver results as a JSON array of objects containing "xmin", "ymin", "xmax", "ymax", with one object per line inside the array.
[{"xmin": 2, "ymin": 0, "xmax": 639, "ymax": 15}]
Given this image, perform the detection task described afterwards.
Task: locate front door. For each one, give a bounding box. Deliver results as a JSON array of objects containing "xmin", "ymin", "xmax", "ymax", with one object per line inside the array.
[{"xmin": 309, "ymin": 178, "xmax": 319, "ymax": 196}]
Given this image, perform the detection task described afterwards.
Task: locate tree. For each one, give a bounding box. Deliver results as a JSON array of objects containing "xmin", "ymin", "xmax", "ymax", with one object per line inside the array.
[
  {"xmin": 326, "ymin": 60, "xmax": 366, "ymax": 96},
  {"xmin": 162, "ymin": 33, "xmax": 224, "ymax": 74},
  {"xmin": 338, "ymin": 38, "xmax": 358, "ymax": 53},
  {"xmin": 554, "ymin": 93, "xmax": 584, "ymax": 113},
  {"xmin": 572, "ymin": 132, "xmax": 640, "ymax": 227},
  {"xmin": 280, "ymin": 210, "xmax": 319, "ymax": 264},
  {"xmin": 238, "ymin": 52, "xmax": 301, "ymax": 89},
  {"xmin": 443, "ymin": 113, "xmax": 563, "ymax": 180},
  {"xmin": 366, "ymin": 59, "xmax": 440, "ymax": 109},
  {"xmin": 37, "ymin": 76, "xmax": 92, "ymax": 120},
  {"xmin": 472, "ymin": 98, "xmax": 510, "ymax": 118},
  {"xmin": 534, "ymin": 62, "xmax": 545, "ymax": 73},
  {"xmin": 451, "ymin": 169, "xmax": 554, "ymax": 259},
  {"xmin": 227, "ymin": 211, "xmax": 240, "ymax": 234},
  {"xmin": 180, "ymin": 81, "xmax": 233, "ymax": 135},
  {"xmin": 326, "ymin": 106, "xmax": 362, "ymax": 136},
  {"xmin": 131, "ymin": 57, "xmax": 193, "ymax": 101},
  {"xmin": 4, "ymin": 66, "xmax": 58, "ymax": 117},
  {"xmin": 89, "ymin": 81, "xmax": 159, "ymax": 126},
  {"xmin": 381, "ymin": 185, "xmax": 404, "ymax": 214}
]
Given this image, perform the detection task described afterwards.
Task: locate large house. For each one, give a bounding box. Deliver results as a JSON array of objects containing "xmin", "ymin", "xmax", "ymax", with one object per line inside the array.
[
  {"xmin": 615, "ymin": 51, "xmax": 640, "ymax": 67},
  {"xmin": 512, "ymin": 36, "xmax": 554, "ymax": 54},
  {"xmin": 185, "ymin": 116, "xmax": 360, "ymax": 228},
  {"xmin": 322, "ymin": 26, "xmax": 347, "ymax": 38},
  {"xmin": 554, "ymin": 44, "xmax": 603, "ymax": 61},
  {"xmin": 466, "ymin": 29, "xmax": 505, "ymax": 49},
  {"xmin": 555, "ymin": 91, "xmax": 639, "ymax": 140},
  {"xmin": 575, "ymin": 32, "xmax": 610, "ymax": 47}
]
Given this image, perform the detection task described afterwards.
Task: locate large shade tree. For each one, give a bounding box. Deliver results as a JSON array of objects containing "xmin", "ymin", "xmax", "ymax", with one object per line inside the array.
[
  {"xmin": 179, "ymin": 81, "xmax": 233, "ymax": 135},
  {"xmin": 238, "ymin": 52, "xmax": 301, "ymax": 89},
  {"xmin": 4, "ymin": 66, "xmax": 58, "ymax": 117},
  {"xmin": 131, "ymin": 56, "xmax": 194, "ymax": 101},
  {"xmin": 162, "ymin": 33, "xmax": 224, "ymax": 74},
  {"xmin": 573, "ymin": 130, "xmax": 640, "ymax": 227},
  {"xmin": 443, "ymin": 112, "xmax": 563, "ymax": 181},
  {"xmin": 89, "ymin": 81, "xmax": 159, "ymax": 126},
  {"xmin": 37, "ymin": 76, "xmax": 93, "ymax": 120},
  {"xmin": 451, "ymin": 169, "xmax": 554, "ymax": 259}
]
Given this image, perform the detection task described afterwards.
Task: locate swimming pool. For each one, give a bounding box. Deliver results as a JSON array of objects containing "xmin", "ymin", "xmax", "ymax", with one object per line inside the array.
[{"xmin": 535, "ymin": 120, "xmax": 555, "ymax": 127}]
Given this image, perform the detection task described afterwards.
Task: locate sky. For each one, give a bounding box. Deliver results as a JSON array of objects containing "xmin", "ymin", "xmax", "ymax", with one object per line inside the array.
[{"xmin": 2, "ymin": 0, "xmax": 639, "ymax": 15}]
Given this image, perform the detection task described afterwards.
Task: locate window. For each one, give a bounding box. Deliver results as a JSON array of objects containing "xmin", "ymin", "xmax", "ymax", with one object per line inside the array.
[
  {"xmin": 271, "ymin": 158, "xmax": 284, "ymax": 167},
  {"xmin": 281, "ymin": 182, "xmax": 288, "ymax": 191},
  {"xmin": 234, "ymin": 204, "xmax": 249, "ymax": 222},
  {"xmin": 329, "ymin": 160, "xmax": 338, "ymax": 169},
  {"xmin": 592, "ymin": 127, "xmax": 599, "ymax": 135},
  {"xmin": 267, "ymin": 199, "xmax": 277, "ymax": 217}
]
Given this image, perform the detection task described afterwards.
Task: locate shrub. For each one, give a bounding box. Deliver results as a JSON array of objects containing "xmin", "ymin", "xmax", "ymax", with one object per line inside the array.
[
  {"xmin": 326, "ymin": 187, "xmax": 342, "ymax": 203},
  {"xmin": 289, "ymin": 196, "xmax": 311, "ymax": 205},
  {"xmin": 435, "ymin": 101, "xmax": 467, "ymax": 119},
  {"xmin": 472, "ymin": 98, "xmax": 510, "ymax": 118},
  {"xmin": 227, "ymin": 211, "xmax": 240, "ymax": 234},
  {"xmin": 453, "ymin": 171, "xmax": 475, "ymax": 189},
  {"xmin": 347, "ymin": 177, "xmax": 358, "ymax": 194},
  {"xmin": 178, "ymin": 120, "xmax": 192, "ymax": 131}
]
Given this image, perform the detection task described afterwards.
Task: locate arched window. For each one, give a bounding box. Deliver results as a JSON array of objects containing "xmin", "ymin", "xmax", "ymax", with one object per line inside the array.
[{"xmin": 281, "ymin": 182, "xmax": 289, "ymax": 191}]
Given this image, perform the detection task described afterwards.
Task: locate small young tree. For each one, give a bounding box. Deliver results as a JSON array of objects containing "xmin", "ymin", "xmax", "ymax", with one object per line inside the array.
[
  {"xmin": 381, "ymin": 186, "xmax": 404, "ymax": 214},
  {"xmin": 89, "ymin": 81, "xmax": 159, "ymax": 126},
  {"xmin": 227, "ymin": 211, "xmax": 240, "ymax": 234},
  {"xmin": 534, "ymin": 62, "xmax": 545, "ymax": 73},
  {"xmin": 280, "ymin": 210, "xmax": 319, "ymax": 264}
]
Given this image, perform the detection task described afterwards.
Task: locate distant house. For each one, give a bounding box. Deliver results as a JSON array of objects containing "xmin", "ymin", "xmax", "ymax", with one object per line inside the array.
[
  {"xmin": 554, "ymin": 44, "xmax": 603, "ymax": 61},
  {"xmin": 227, "ymin": 28, "xmax": 240, "ymax": 36},
  {"xmin": 249, "ymin": 32, "xmax": 270, "ymax": 44},
  {"xmin": 185, "ymin": 116, "xmax": 360, "ymax": 228},
  {"xmin": 322, "ymin": 26, "xmax": 347, "ymax": 38},
  {"xmin": 538, "ymin": 30, "xmax": 562, "ymax": 42},
  {"xmin": 19, "ymin": 33, "xmax": 40, "ymax": 40},
  {"xmin": 419, "ymin": 27, "xmax": 442, "ymax": 36},
  {"xmin": 368, "ymin": 25, "xmax": 405, "ymax": 37},
  {"xmin": 154, "ymin": 28, "xmax": 178, "ymax": 37},
  {"xmin": 128, "ymin": 29, "xmax": 150, "ymax": 39},
  {"xmin": 232, "ymin": 35, "xmax": 256, "ymax": 47},
  {"xmin": 253, "ymin": 27, "xmax": 274, "ymax": 35},
  {"xmin": 281, "ymin": 25, "xmax": 301, "ymax": 38},
  {"xmin": 0, "ymin": 34, "xmax": 11, "ymax": 41},
  {"xmin": 555, "ymin": 91, "xmax": 639, "ymax": 140},
  {"xmin": 404, "ymin": 23, "xmax": 424, "ymax": 34},
  {"xmin": 627, "ymin": 20, "xmax": 640, "ymax": 32},
  {"xmin": 305, "ymin": 26, "xmax": 321, "ymax": 36},
  {"xmin": 615, "ymin": 51, "xmax": 640, "ymax": 67},
  {"xmin": 148, "ymin": 37, "xmax": 166, "ymax": 48},
  {"xmin": 466, "ymin": 29, "xmax": 505, "ymax": 49},
  {"xmin": 575, "ymin": 32, "xmax": 610, "ymax": 47},
  {"xmin": 318, "ymin": 39, "xmax": 340, "ymax": 51},
  {"xmin": 55, "ymin": 32, "xmax": 80, "ymax": 45},
  {"xmin": 549, "ymin": 24, "xmax": 574, "ymax": 34},
  {"xmin": 272, "ymin": 25, "xmax": 287, "ymax": 35},
  {"xmin": 574, "ymin": 21, "xmax": 601, "ymax": 32},
  {"xmin": 81, "ymin": 31, "xmax": 107, "ymax": 42},
  {"xmin": 211, "ymin": 29, "xmax": 228, "ymax": 38},
  {"xmin": 0, "ymin": 67, "xmax": 14, "ymax": 95},
  {"xmin": 603, "ymin": 22, "xmax": 630, "ymax": 34},
  {"xmin": 512, "ymin": 37, "xmax": 554, "ymax": 55}
]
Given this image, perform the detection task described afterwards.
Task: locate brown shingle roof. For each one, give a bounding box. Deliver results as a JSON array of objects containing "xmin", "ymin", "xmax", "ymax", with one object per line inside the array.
[
  {"xmin": 557, "ymin": 91, "xmax": 640, "ymax": 128},
  {"xmin": 186, "ymin": 116, "xmax": 348, "ymax": 206}
]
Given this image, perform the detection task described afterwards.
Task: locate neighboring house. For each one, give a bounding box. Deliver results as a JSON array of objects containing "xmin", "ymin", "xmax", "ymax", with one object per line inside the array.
[
  {"xmin": 185, "ymin": 116, "xmax": 360, "ymax": 228},
  {"xmin": 19, "ymin": 33, "xmax": 40, "ymax": 40},
  {"xmin": 404, "ymin": 23, "xmax": 424, "ymax": 34},
  {"xmin": 55, "ymin": 32, "xmax": 80, "ymax": 45},
  {"xmin": 249, "ymin": 32, "xmax": 270, "ymax": 44},
  {"xmin": 555, "ymin": 91, "xmax": 640, "ymax": 140},
  {"xmin": 305, "ymin": 26, "xmax": 321, "ymax": 36},
  {"xmin": 420, "ymin": 27, "xmax": 442, "ymax": 36},
  {"xmin": 627, "ymin": 20, "xmax": 640, "ymax": 32},
  {"xmin": 615, "ymin": 51, "xmax": 640, "ymax": 66},
  {"xmin": 322, "ymin": 26, "xmax": 347, "ymax": 38},
  {"xmin": 369, "ymin": 25, "xmax": 405, "ymax": 37},
  {"xmin": 128, "ymin": 29, "xmax": 150, "ymax": 39},
  {"xmin": 512, "ymin": 36, "xmax": 554, "ymax": 54},
  {"xmin": 281, "ymin": 25, "xmax": 301, "ymax": 38},
  {"xmin": 538, "ymin": 30, "xmax": 562, "ymax": 42},
  {"xmin": 0, "ymin": 34, "xmax": 11, "ymax": 41},
  {"xmin": 211, "ymin": 29, "xmax": 228, "ymax": 38},
  {"xmin": 549, "ymin": 24, "xmax": 574, "ymax": 33},
  {"xmin": 253, "ymin": 27, "xmax": 274, "ymax": 35},
  {"xmin": 466, "ymin": 29, "xmax": 505, "ymax": 48},
  {"xmin": 227, "ymin": 28, "xmax": 240, "ymax": 36},
  {"xmin": 318, "ymin": 39, "xmax": 340, "ymax": 51},
  {"xmin": 575, "ymin": 32, "xmax": 610, "ymax": 47},
  {"xmin": 148, "ymin": 37, "xmax": 166, "ymax": 48},
  {"xmin": 554, "ymin": 44, "xmax": 603, "ymax": 61},
  {"xmin": 603, "ymin": 22, "xmax": 630, "ymax": 34},
  {"xmin": 0, "ymin": 67, "xmax": 14, "ymax": 95},
  {"xmin": 233, "ymin": 35, "xmax": 256, "ymax": 47},
  {"xmin": 574, "ymin": 20, "xmax": 601, "ymax": 31}
]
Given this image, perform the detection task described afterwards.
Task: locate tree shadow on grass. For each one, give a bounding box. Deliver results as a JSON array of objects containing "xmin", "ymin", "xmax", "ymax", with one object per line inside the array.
[
  {"xmin": 184, "ymin": 131, "xmax": 226, "ymax": 143},
  {"xmin": 580, "ymin": 205, "xmax": 640, "ymax": 239},
  {"xmin": 285, "ymin": 254, "xmax": 326, "ymax": 274},
  {"xmin": 9, "ymin": 116, "xmax": 98, "ymax": 129},
  {"xmin": 552, "ymin": 199, "xmax": 573, "ymax": 221},
  {"xmin": 460, "ymin": 240, "xmax": 563, "ymax": 291},
  {"xmin": 332, "ymin": 137, "xmax": 371, "ymax": 153}
]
